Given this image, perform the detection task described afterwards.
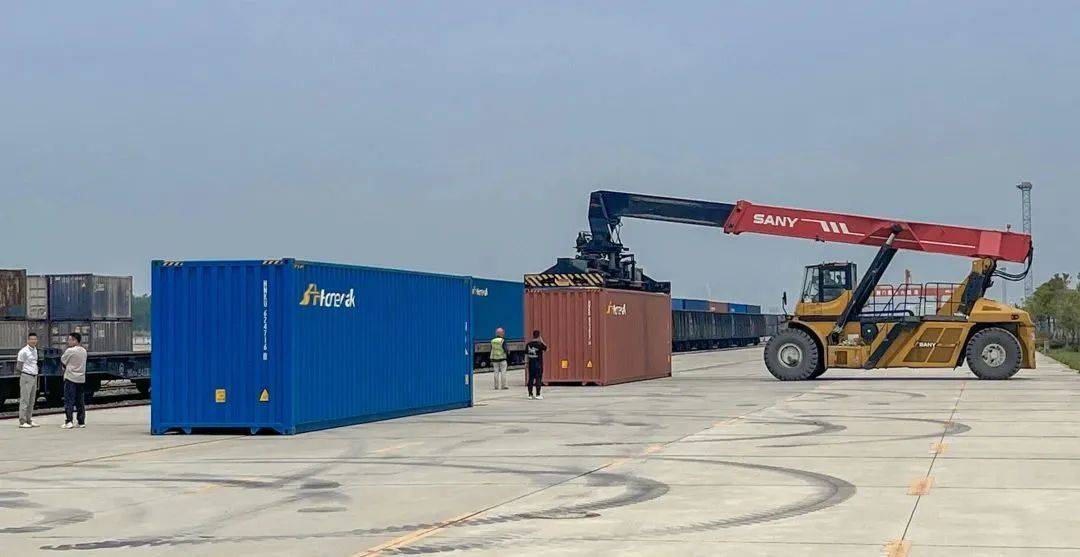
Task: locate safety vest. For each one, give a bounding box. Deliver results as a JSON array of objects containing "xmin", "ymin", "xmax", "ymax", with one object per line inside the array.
[{"xmin": 490, "ymin": 337, "xmax": 507, "ymax": 361}]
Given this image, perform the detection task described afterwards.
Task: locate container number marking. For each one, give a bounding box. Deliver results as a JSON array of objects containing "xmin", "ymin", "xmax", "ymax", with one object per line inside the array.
[{"xmin": 262, "ymin": 280, "xmax": 269, "ymax": 361}]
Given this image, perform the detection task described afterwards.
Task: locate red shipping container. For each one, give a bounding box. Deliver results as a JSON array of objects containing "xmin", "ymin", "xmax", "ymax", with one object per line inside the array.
[
  {"xmin": 708, "ymin": 301, "xmax": 729, "ymax": 313},
  {"xmin": 525, "ymin": 288, "xmax": 672, "ymax": 386}
]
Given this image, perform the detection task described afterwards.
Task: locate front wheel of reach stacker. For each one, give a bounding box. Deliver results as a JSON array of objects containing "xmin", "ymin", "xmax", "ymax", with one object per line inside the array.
[
  {"xmin": 966, "ymin": 327, "xmax": 1022, "ymax": 380},
  {"xmin": 764, "ymin": 329, "xmax": 820, "ymax": 381}
]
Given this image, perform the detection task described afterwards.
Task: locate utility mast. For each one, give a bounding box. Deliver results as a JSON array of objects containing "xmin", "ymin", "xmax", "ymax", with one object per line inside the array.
[{"xmin": 1017, "ymin": 181, "xmax": 1033, "ymax": 300}]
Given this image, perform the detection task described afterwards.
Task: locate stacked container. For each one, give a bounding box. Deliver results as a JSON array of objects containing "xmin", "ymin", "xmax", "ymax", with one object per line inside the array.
[
  {"xmin": 47, "ymin": 275, "xmax": 133, "ymax": 352},
  {"xmin": 525, "ymin": 288, "xmax": 671, "ymax": 386},
  {"xmin": 0, "ymin": 270, "xmax": 29, "ymax": 353}
]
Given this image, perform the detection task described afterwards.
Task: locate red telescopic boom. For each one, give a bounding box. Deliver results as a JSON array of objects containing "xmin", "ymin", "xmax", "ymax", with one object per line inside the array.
[{"xmin": 722, "ymin": 201, "xmax": 1032, "ymax": 263}]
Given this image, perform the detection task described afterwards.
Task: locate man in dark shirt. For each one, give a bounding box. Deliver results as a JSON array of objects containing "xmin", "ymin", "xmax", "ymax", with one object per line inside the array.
[{"xmin": 525, "ymin": 330, "xmax": 548, "ymax": 400}]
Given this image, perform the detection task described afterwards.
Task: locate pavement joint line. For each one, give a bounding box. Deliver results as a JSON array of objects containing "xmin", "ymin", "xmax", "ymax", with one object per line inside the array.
[
  {"xmin": 0, "ymin": 435, "xmax": 246, "ymax": 477},
  {"xmin": 353, "ymin": 374, "xmax": 821, "ymax": 556},
  {"xmin": 900, "ymin": 378, "xmax": 968, "ymax": 542}
]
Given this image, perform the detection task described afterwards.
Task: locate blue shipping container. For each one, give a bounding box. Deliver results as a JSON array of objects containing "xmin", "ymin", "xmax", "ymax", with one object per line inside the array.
[
  {"xmin": 151, "ymin": 259, "xmax": 473, "ymax": 435},
  {"xmin": 729, "ymin": 303, "xmax": 749, "ymax": 314},
  {"xmin": 746, "ymin": 304, "xmax": 762, "ymax": 314},
  {"xmin": 671, "ymin": 298, "xmax": 685, "ymax": 311},
  {"xmin": 681, "ymin": 299, "xmax": 711, "ymax": 312},
  {"xmin": 471, "ymin": 278, "xmax": 524, "ymax": 342}
]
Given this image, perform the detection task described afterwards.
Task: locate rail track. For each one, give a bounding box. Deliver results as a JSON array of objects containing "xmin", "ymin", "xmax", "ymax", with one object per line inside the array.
[{"xmin": 0, "ymin": 380, "xmax": 149, "ymax": 420}]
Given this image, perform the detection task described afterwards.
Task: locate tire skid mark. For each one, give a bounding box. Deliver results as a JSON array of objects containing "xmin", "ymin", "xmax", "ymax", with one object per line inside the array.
[
  {"xmin": 386, "ymin": 459, "xmax": 855, "ymax": 554},
  {"xmin": 766, "ymin": 415, "xmax": 971, "ymax": 448},
  {"xmin": 565, "ymin": 418, "xmax": 846, "ymax": 448}
]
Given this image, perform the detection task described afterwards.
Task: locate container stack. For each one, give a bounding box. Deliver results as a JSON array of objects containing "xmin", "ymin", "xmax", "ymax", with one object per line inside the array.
[
  {"xmin": 0, "ymin": 270, "xmax": 29, "ymax": 354},
  {"xmin": 47, "ymin": 275, "xmax": 134, "ymax": 353}
]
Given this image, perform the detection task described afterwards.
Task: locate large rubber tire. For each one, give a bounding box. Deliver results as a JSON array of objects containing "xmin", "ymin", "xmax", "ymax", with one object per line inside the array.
[
  {"xmin": 764, "ymin": 329, "xmax": 820, "ymax": 381},
  {"xmin": 966, "ymin": 327, "xmax": 1022, "ymax": 380},
  {"xmin": 809, "ymin": 366, "xmax": 827, "ymax": 379}
]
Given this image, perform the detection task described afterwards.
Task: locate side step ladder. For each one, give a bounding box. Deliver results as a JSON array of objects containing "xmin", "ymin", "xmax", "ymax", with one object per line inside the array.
[{"xmin": 863, "ymin": 318, "xmax": 920, "ymax": 369}]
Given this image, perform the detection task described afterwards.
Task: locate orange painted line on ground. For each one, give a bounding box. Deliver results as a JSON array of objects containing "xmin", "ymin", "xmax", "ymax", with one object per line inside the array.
[
  {"xmin": 907, "ymin": 476, "xmax": 934, "ymax": 496},
  {"xmin": 884, "ymin": 540, "xmax": 911, "ymax": 556},
  {"xmin": 930, "ymin": 442, "xmax": 948, "ymax": 454},
  {"xmin": 353, "ymin": 512, "xmax": 475, "ymax": 557}
]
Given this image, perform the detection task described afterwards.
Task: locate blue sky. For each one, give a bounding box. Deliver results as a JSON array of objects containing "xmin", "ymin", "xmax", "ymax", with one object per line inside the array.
[{"xmin": 2, "ymin": 2, "xmax": 1076, "ymax": 308}]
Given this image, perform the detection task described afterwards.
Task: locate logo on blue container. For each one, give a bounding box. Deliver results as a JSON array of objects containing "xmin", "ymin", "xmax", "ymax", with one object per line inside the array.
[{"xmin": 299, "ymin": 283, "xmax": 356, "ymax": 308}]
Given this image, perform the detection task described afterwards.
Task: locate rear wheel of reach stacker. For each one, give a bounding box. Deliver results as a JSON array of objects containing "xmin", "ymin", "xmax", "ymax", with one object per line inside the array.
[
  {"xmin": 965, "ymin": 327, "xmax": 1022, "ymax": 380},
  {"xmin": 764, "ymin": 329, "xmax": 820, "ymax": 381}
]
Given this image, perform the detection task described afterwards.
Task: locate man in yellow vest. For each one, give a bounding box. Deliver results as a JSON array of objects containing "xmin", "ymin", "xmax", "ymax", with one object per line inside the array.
[{"xmin": 490, "ymin": 327, "xmax": 510, "ymax": 390}]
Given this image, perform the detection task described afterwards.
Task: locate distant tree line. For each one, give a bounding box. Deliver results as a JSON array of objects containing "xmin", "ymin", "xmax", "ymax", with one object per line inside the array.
[
  {"xmin": 133, "ymin": 294, "xmax": 150, "ymax": 334},
  {"xmin": 1025, "ymin": 274, "xmax": 1080, "ymax": 349}
]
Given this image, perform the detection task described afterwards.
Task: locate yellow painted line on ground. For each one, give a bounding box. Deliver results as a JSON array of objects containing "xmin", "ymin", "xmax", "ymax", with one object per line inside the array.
[
  {"xmin": 884, "ymin": 540, "xmax": 911, "ymax": 556},
  {"xmin": 354, "ymin": 512, "xmax": 475, "ymax": 557},
  {"xmin": 372, "ymin": 442, "xmax": 421, "ymax": 454},
  {"xmin": 907, "ymin": 476, "xmax": 934, "ymax": 496},
  {"xmin": 930, "ymin": 442, "xmax": 948, "ymax": 454}
]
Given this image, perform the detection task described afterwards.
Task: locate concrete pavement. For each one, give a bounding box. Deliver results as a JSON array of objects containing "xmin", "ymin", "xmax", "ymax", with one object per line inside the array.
[{"xmin": 1, "ymin": 348, "xmax": 1077, "ymax": 556}]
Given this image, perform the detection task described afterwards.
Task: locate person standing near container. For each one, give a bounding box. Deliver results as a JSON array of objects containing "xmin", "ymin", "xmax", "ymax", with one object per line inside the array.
[
  {"xmin": 16, "ymin": 332, "xmax": 40, "ymax": 428},
  {"xmin": 490, "ymin": 327, "xmax": 510, "ymax": 390},
  {"xmin": 525, "ymin": 330, "xmax": 547, "ymax": 400},
  {"xmin": 60, "ymin": 332, "xmax": 88, "ymax": 429}
]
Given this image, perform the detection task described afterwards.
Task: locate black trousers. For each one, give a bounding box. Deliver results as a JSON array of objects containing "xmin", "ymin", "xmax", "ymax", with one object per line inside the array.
[
  {"xmin": 527, "ymin": 365, "xmax": 543, "ymax": 396},
  {"xmin": 64, "ymin": 379, "xmax": 86, "ymax": 425}
]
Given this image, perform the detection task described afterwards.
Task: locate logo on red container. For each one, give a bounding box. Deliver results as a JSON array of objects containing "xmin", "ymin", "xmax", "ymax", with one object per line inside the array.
[{"xmin": 605, "ymin": 302, "xmax": 627, "ymax": 316}]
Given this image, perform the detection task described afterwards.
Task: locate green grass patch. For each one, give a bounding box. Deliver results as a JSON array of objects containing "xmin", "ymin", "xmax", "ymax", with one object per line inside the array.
[{"xmin": 1046, "ymin": 349, "xmax": 1080, "ymax": 372}]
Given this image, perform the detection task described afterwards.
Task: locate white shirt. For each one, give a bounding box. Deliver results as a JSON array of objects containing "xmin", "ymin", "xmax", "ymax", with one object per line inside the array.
[{"xmin": 17, "ymin": 345, "xmax": 39, "ymax": 376}]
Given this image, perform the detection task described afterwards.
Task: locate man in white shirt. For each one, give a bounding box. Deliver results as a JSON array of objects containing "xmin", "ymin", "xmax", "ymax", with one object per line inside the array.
[
  {"xmin": 16, "ymin": 332, "xmax": 40, "ymax": 428},
  {"xmin": 61, "ymin": 332, "xmax": 89, "ymax": 429}
]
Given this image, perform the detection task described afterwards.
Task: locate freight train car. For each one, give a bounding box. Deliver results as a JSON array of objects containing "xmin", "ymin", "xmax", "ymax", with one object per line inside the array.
[
  {"xmin": 672, "ymin": 311, "xmax": 786, "ymax": 352},
  {"xmin": 471, "ymin": 278, "xmax": 525, "ymax": 367},
  {"xmin": 0, "ymin": 271, "xmax": 147, "ymax": 405}
]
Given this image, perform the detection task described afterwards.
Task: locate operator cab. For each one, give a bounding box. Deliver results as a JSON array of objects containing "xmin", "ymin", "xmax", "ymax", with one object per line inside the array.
[{"xmin": 801, "ymin": 262, "xmax": 856, "ymax": 303}]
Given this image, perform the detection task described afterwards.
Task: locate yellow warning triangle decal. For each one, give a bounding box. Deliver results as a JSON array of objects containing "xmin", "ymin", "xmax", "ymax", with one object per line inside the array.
[
  {"xmin": 586, "ymin": 360, "xmax": 593, "ymax": 368},
  {"xmin": 259, "ymin": 389, "xmax": 270, "ymax": 402}
]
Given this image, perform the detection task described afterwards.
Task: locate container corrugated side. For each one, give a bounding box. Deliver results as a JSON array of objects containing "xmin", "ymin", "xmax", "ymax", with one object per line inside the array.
[
  {"xmin": 48, "ymin": 275, "xmax": 92, "ymax": 320},
  {"xmin": 49, "ymin": 322, "xmax": 91, "ymax": 352},
  {"xmin": 48, "ymin": 321, "xmax": 128, "ymax": 352},
  {"xmin": 681, "ymin": 299, "xmax": 710, "ymax": 312},
  {"xmin": 471, "ymin": 278, "xmax": 524, "ymax": 342},
  {"xmin": 92, "ymin": 276, "xmax": 133, "ymax": 319},
  {"xmin": 0, "ymin": 321, "xmax": 29, "ymax": 351},
  {"xmin": 152, "ymin": 262, "xmax": 291, "ymax": 433},
  {"xmin": 290, "ymin": 262, "xmax": 472, "ymax": 431},
  {"xmin": 48, "ymin": 275, "xmax": 133, "ymax": 320},
  {"xmin": 729, "ymin": 303, "xmax": 749, "ymax": 314},
  {"xmin": 0, "ymin": 270, "xmax": 27, "ymax": 319},
  {"xmin": 27, "ymin": 276, "xmax": 47, "ymax": 320},
  {"xmin": 671, "ymin": 299, "xmax": 685, "ymax": 311},
  {"xmin": 525, "ymin": 288, "xmax": 671, "ymax": 386},
  {"xmin": 708, "ymin": 301, "xmax": 729, "ymax": 313},
  {"xmin": 151, "ymin": 259, "xmax": 472, "ymax": 435}
]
